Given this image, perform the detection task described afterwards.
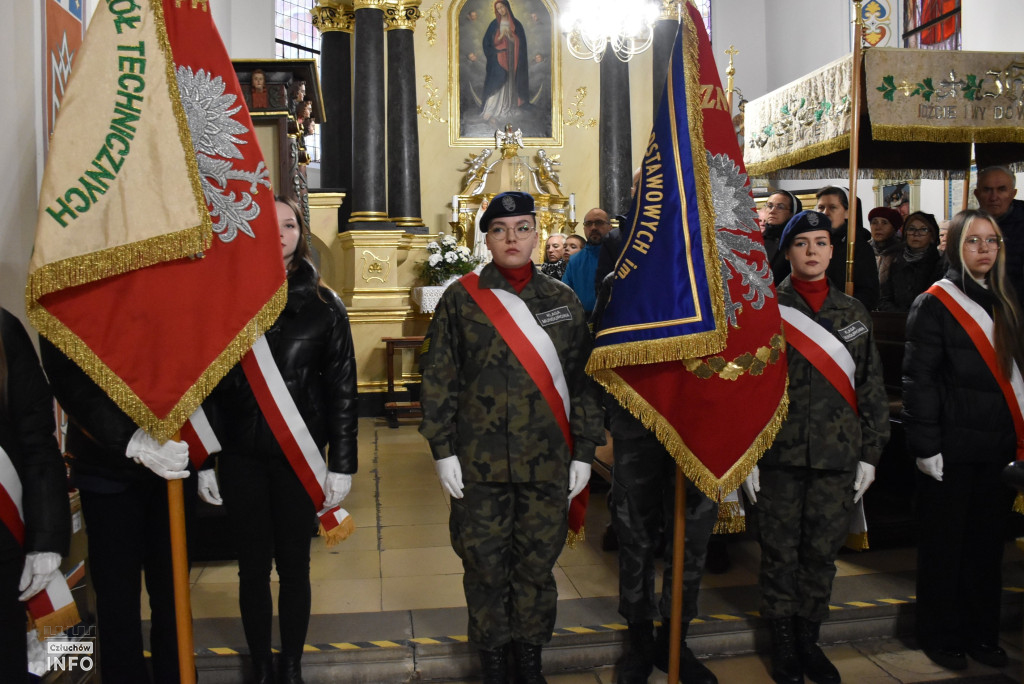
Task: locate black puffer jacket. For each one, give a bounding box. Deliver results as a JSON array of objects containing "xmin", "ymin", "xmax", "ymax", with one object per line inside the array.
[
  {"xmin": 902, "ymin": 269, "xmax": 1017, "ymax": 463},
  {"xmin": 1, "ymin": 310, "xmax": 70, "ymax": 554},
  {"xmin": 877, "ymin": 245, "xmax": 943, "ymax": 312},
  {"xmin": 207, "ymin": 261, "xmax": 358, "ymax": 473}
]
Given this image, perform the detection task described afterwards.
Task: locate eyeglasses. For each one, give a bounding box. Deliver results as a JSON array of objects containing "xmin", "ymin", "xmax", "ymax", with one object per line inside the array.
[
  {"xmin": 583, "ymin": 219, "xmax": 609, "ymax": 228},
  {"xmin": 904, "ymin": 226, "xmax": 931, "ymax": 235},
  {"xmin": 487, "ymin": 224, "xmax": 535, "ymax": 239},
  {"xmin": 763, "ymin": 202, "xmax": 790, "ymax": 211},
  {"xmin": 964, "ymin": 236, "xmax": 1002, "ymax": 251}
]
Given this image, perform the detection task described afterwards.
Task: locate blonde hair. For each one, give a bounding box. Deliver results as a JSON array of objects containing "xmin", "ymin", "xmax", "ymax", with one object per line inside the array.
[{"xmin": 946, "ymin": 209, "xmax": 1024, "ymax": 377}]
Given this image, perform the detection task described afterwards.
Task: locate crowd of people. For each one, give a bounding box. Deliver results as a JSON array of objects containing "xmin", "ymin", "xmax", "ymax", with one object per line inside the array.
[{"xmin": 4, "ymin": 169, "xmax": 1023, "ymax": 684}]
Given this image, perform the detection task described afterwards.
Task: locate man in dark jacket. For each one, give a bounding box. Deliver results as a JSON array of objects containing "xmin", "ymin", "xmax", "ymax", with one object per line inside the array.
[{"xmin": 974, "ymin": 166, "xmax": 1024, "ymax": 302}]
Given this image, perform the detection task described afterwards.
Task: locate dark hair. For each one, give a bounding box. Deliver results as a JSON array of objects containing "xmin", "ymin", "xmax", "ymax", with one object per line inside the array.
[
  {"xmin": 945, "ymin": 209, "xmax": 1024, "ymax": 377},
  {"xmin": 816, "ymin": 186, "xmax": 864, "ymax": 230},
  {"xmin": 275, "ymin": 195, "xmax": 313, "ymax": 273},
  {"xmin": 902, "ymin": 211, "xmax": 940, "ymax": 243},
  {"xmin": 565, "ymin": 234, "xmax": 586, "ymax": 249}
]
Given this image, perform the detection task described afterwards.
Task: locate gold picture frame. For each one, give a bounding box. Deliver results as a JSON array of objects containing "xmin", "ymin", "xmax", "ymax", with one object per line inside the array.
[
  {"xmin": 872, "ymin": 178, "xmax": 920, "ymax": 220},
  {"xmin": 448, "ymin": 0, "xmax": 562, "ymax": 147}
]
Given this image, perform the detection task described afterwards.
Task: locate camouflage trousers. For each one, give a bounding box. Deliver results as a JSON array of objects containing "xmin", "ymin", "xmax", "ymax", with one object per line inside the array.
[
  {"xmin": 449, "ymin": 479, "xmax": 568, "ymax": 649},
  {"xmin": 609, "ymin": 432, "xmax": 719, "ymax": 623},
  {"xmin": 756, "ymin": 466, "xmax": 856, "ymax": 622}
]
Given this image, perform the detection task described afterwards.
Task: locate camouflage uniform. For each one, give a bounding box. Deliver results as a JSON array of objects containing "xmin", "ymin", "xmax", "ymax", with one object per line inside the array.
[
  {"xmin": 419, "ymin": 263, "xmax": 605, "ymax": 649},
  {"xmin": 757, "ymin": 277, "xmax": 889, "ymax": 621},
  {"xmin": 608, "ymin": 404, "xmax": 719, "ymax": 624}
]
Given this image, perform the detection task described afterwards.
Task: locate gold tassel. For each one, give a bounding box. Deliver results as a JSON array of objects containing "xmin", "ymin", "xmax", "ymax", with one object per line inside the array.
[
  {"xmin": 319, "ymin": 513, "xmax": 356, "ymax": 547},
  {"xmin": 565, "ymin": 525, "xmax": 586, "ymax": 549},
  {"xmin": 30, "ymin": 602, "xmax": 81, "ymax": 641},
  {"xmin": 1013, "ymin": 492, "xmax": 1024, "ymax": 515},
  {"xmin": 844, "ymin": 531, "xmax": 870, "ymax": 551},
  {"xmin": 712, "ymin": 499, "xmax": 747, "ymax": 534}
]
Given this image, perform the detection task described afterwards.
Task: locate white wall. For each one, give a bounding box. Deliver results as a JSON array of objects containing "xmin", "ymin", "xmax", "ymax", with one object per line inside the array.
[
  {"xmin": 712, "ymin": 0, "xmax": 768, "ymax": 110},
  {"xmin": 962, "ymin": 0, "xmax": 1024, "ymax": 52},
  {"xmin": 210, "ymin": 0, "xmax": 276, "ymax": 59}
]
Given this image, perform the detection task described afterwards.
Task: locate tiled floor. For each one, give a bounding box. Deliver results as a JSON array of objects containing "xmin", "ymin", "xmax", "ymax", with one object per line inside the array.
[{"xmin": 146, "ymin": 418, "xmax": 1024, "ymax": 682}]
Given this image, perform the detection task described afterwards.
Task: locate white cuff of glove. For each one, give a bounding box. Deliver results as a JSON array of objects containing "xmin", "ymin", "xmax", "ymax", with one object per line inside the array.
[
  {"xmin": 568, "ymin": 461, "xmax": 591, "ymax": 501},
  {"xmin": 197, "ymin": 469, "xmax": 223, "ymax": 506},
  {"xmin": 19, "ymin": 551, "xmax": 62, "ymax": 601},
  {"xmin": 916, "ymin": 453, "xmax": 943, "ymax": 481},
  {"xmin": 435, "ymin": 456, "xmax": 464, "ymax": 499},
  {"xmin": 323, "ymin": 472, "xmax": 352, "ymax": 509},
  {"xmin": 126, "ymin": 428, "xmax": 190, "ymax": 480},
  {"xmin": 742, "ymin": 465, "xmax": 760, "ymax": 504},
  {"xmin": 853, "ymin": 461, "xmax": 875, "ymax": 503}
]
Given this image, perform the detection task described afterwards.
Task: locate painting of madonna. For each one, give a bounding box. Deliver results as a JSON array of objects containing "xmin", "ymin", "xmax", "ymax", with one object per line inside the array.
[{"xmin": 455, "ymin": 0, "xmax": 555, "ymax": 143}]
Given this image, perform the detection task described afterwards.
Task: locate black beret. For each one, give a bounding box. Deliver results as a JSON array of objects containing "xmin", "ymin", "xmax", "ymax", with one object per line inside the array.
[
  {"xmin": 779, "ymin": 210, "xmax": 831, "ymax": 252},
  {"xmin": 479, "ymin": 191, "xmax": 535, "ymax": 233}
]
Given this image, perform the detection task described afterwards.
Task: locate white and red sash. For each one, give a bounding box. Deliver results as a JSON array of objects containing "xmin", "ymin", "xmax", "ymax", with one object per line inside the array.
[
  {"xmin": 240, "ymin": 335, "xmax": 353, "ymax": 545},
  {"xmin": 0, "ymin": 445, "xmax": 80, "ymax": 634},
  {"xmin": 927, "ymin": 279, "xmax": 1024, "ymax": 458},
  {"xmin": 459, "ymin": 272, "xmax": 588, "ymax": 540},
  {"xmin": 780, "ymin": 305, "xmax": 859, "ymax": 414},
  {"xmin": 181, "ymin": 405, "xmax": 222, "ymax": 470}
]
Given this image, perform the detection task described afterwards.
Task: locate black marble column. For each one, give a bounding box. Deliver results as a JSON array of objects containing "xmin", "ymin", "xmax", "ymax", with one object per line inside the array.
[
  {"xmin": 652, "ymin": 18, "xmax": 679, "ymax": 114},
  {"xmin": 385, "ymin": 2, "xmax": 425, "ymax": 233},
  {"xmin": 599, "ymin": 54, "xmax": 632, "ymax": 217},
  {"xmin": 349, "ymin": 2, "xmax": 394, "ymax": 230},
  {"xmin": 312, "ymin": 4, "xmax": 353, "ymax": 226}
]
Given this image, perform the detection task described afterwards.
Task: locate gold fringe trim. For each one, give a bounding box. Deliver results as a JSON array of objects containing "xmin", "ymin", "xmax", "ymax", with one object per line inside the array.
[
  {"xmin": 27, "ymin": 282, "xmax": 287, "ymax": 443},
  {"xmin": 591, "ymin": 369, "xmax": 790, "ymax": 501},
  {"xmin": 319, "ymin": 513, "xmax": 355, "ymax": 547},
  {"xmin": 712, "ymin": 500, "xmax": 746, "ymax": 534},
  {"xmin": 587, "ymin": 331, "xmax": 730, "ymax": 374},
  {"xmin": 746, "ymin": 134, "xmax": 851, "ymax": 177},
  {"xmin": 769, "ymin": 167, "xmax": 955, "ymax": 181},
  {"xmin": 844, "ymin": 531, "xmax": 869, "ymax": 551},
  {"xmin": 29, "ymin": 602, "xmax": 81, "ymax": 641},
  {"xmin": 872, "ymin": 123, "xmax": 1024, "ymax": 145},
  {"xmin": 565, "ymin": 525, "xmax": 585, "ymax": 549},
  {"xmin": 1013, "ymin": 492, "xmax": 1024, "ymax": 515}
]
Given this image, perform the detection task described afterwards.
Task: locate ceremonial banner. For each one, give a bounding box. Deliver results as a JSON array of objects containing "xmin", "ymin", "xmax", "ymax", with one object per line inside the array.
[
  {"xmin": 28, "ymin": 0, "xmax": 286, "ymax": 441},
  {"xmin": 588, "ymin": 3, "xmax": 788, "ymax": 498},
  {"xmin": 45, "ymin": 0, "xmax": 85, "ymax": 142}
]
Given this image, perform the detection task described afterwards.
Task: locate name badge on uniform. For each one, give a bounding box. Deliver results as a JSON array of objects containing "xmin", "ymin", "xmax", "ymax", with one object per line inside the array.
[
  {"xmin": 535, "ymin": 306, "xmax": 572, "ymax": 327},
  {"xmin": 836, "ymin": 320, "xmax": 868, "ymax": 342}
]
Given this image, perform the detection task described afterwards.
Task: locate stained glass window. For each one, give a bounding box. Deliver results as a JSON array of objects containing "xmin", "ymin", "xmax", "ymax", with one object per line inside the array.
[
  {"xmin": 903, "ymin": 0, "xmax": 960, "ymax": 50},
  {"xmin": 693, "ymin": 0, "xmax": 712, "ymax": 39},
  {"xmin": 274, "ymin": 0, "xmax": 321, "ymax": 163}
]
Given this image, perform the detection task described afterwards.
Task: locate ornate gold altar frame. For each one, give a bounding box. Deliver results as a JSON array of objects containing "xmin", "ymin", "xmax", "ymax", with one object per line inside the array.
[
  {"xmin": 448, "ymin": 0, "xmax": 562, "ymax": 147},
  {"xmin": 872, "ymin": 178, "xmax": 919, "ymax": 216}
]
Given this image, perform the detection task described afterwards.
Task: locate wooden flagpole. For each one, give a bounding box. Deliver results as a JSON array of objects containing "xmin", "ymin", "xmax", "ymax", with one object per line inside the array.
[
  {"xmin": 846, "ymin": 0, "xmax": 865, "ymax": 297},
  {"xmin": 169, "ymin": 442, "xmax": 196, "ymax": 683},
  {"xmin": 667, "ymin": 467, "xmax": 688, "ymax": 683}
]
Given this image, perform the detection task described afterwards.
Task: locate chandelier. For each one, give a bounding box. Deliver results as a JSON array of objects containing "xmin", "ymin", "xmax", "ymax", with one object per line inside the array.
[{"xmin": 561, "ymin": 0, "xmax": 663, "ymax": 63}]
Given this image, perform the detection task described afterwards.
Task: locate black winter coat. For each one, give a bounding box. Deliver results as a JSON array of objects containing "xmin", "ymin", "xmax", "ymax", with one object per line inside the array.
[
  {"xmin": 877, "ymin": 245, "xmax": 942, "ymax": 312},
  {"xmin": 0, "ymin": 310, "xmax": 70, "ymax": 555},
  {"xmin": 207, "ymin": 261, "xmax": 358, "ymax": 473},
  {"xmin": 902, "ymin": 269, "xmax": 1018, "ymax": 463}
]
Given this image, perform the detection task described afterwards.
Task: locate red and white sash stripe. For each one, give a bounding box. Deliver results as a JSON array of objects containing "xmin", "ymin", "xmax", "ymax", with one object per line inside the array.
[
  {"xmin": 240, "ymin": 335, "xmax": 347, "ymax": 534},
  {"xmin": 927, "ymin": 279, "xmax": 1024, "ymax": 457},
  {"xmin": 780, "ymin": 304, "xmax": 859, "ymax": 414},
  {"xmin": 460, "ymin": 272, "xmax": 573, "ymax": 448},
  {"xmin": 0, "ymin": 446, "xmax": 79, "ymax": 630},
  {"xmin": 181, "ymin": 406, "xmax": 222, "ymax": 470}
]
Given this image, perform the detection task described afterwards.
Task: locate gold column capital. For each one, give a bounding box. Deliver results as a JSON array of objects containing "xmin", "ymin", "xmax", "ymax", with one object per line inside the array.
[
  {"xmin": 384, "ymin": 0, "xmax": 421, "ymax": 31},
  {"xmin": 658, "ymin": 0, "xmax": 683, "ymax": 21},
  {"xmin": 312, "ymin": 2, "xmax": 356, "ymax": 33},
  {"xmin": 354, "ymin": 0, "xmax": 392, "ymax": 10}
]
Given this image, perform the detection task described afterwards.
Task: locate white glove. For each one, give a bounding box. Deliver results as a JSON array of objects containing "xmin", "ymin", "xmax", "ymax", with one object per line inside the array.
[
  {"xmin": 742, "ymin": 465, "xmax": 760, "ymax": 504},
  {"xmin": 19, "ymin": 551, "xmax": 61, "ymax": 601},
  {"xmin": 568, "ymin": 461, "xmax": 591, "ymax": 501},
  {"xmin": 435, "ymin": 455, "xmax": 464, "ymax": 499},
  {"xmin": 917, "ymin": 453, "xmax": 943, "ymax": 481},
  {"xmin": 126, "ymin": 428, "xmax": 190, "ymax": 480},
  {"xmin": 197, "ymin": 469, "xmax": 223, "ymax": 506},
  {"xmin": 323, "ymin": 472, "xmax": 352, "ymax": 509},
  {"xmin": 853, "ymin": 461, "xmax": 875, "ymax": 503}
]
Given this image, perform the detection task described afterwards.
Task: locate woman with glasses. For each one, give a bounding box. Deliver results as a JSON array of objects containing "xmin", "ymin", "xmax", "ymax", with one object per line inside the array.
[
  {"xmin": 877, "ymin": 211, "xmax": 943, "ymax": 312},
  {"xmin": 903, "ymin": 209, "xmax": 1024, "ymax": 671}
]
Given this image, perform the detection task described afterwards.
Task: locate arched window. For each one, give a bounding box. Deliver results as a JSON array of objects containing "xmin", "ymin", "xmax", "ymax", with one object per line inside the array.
[{"xmin": 275, "ymin": 0, "xmax": 321, "ymax": 163}]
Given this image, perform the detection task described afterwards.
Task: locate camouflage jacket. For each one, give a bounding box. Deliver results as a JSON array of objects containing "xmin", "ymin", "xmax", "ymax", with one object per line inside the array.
[
  {"xmin": 418, "ymin": 263, "xmax": 605, "ymax": 483},
  {"xmin": 762, "ymin": 277, "xmax": 890, "ymax": 471}
]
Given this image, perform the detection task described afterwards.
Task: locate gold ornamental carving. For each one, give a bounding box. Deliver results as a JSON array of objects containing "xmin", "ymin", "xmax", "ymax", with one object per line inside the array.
[
  {"xmin": 360, "ymin": 250, "xmax": 392, "ymax": 283},
  {"xmin": 384, "ymin": 0, "xmax": 421, "ymax": 31},
  {"xmin": 422, "ymin": 0, "xmax": 443, "ymax": 46},
  {"xmin": 659, "ymin": 0, "xmax": 683, "ymax": 21},
  {"xmin": 312, "ymin": 3, "xmax": 355, "ymax": 33},
  {"xmin": 416, "ymin": 74, "xmax": 447, "ymax": 124},
  {"xmin": 565, "ymin": 87, "xmax": 597, "ymax": 129},
  {"xmin": 353, "ymin": 0, "xmax": 391, "ymax": 9}
]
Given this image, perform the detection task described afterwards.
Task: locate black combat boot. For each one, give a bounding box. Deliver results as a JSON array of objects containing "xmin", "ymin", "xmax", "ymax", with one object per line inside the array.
[
  {"xmin": 769, "ymin": 617, "xmax": 803, "ymax": 684},
  {"xmin": 479, "ymin": 645, "xmax": 509, "ymax": 684},
  {"xmin": 795, "ymin": 617, "xmax": 840, "ymax": 684},
  {"xmin": 652, "ymin": 623, "xmax": 718, "ymax": 683},
  {"xmin": 513, "ymin": 641, "xmax": 547, "ymax": 684},
  {"xmin": 278, "ymin": 654, "xmax": 304, "ymax": 684},
  {"xmin": 617, "ymin": 620, "xmax": 654, "ymax": 683},
  {"xmin": 249, "ymin": 655, "xmax": 274, "ymax": 684}
]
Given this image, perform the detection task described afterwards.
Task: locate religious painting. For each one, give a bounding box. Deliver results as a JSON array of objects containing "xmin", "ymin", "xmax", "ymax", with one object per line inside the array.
[
  {"xmin": 945, "ymin": 165, "xmax": 979, "ymax": 219},
  {"xmin": 872, "ymin": 179, "xmax": 919, "ymax": 220},
  {"xmin": 449, "ymin": 0, "xmax": 562, "ymax": 147}
]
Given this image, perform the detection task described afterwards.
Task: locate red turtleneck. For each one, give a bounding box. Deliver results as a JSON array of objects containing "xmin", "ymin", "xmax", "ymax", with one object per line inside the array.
[
  {"xmin": 791, "ymin": 276, "xmax": 829, "ymax": 313},
  {"xmin": 494, "ymin": 262, "xmax": 534, "ymax": 293}
]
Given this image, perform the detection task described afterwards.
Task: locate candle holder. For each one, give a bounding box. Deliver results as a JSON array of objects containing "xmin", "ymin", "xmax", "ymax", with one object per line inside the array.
[
  {"xmin": 565, "ymin": 220, "xmax": 579, "ymax": 234},
  {"xmin": 449, "ymin": 220, "xmax": 464, "ymax": 246}
]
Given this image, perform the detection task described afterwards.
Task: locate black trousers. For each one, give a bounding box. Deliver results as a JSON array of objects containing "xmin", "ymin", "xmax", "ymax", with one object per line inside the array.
[
  {"xmin": 0, "ymin": 529, "xmax": 27, "ymax": 683},
  {"xmin": 219, "ymin": 451, "xmax": 316, "ymax": 659},
  {"xmin": 80, "ymin": 478, "xmax": 194, "ymax": 684},
  {"xmin": 915, "ymin": 461, "xmax": 1014, "ymax": 650}
]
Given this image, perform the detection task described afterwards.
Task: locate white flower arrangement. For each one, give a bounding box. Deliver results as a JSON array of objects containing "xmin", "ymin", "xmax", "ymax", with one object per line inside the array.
[{"xmin": 417, "ymin": 232, "xmax": 481, "ymax": 286}]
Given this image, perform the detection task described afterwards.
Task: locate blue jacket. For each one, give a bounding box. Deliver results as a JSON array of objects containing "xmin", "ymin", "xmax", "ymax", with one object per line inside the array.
[{"xmin": 562, "ymin": 242, "xmax": 600, "ymax": 312}]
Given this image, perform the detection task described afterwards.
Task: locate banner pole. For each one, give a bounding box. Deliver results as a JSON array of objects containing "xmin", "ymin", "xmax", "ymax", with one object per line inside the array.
[
  {"xmin": 668, "ymin": 467, "xmax": 688, "ymax": 683},
  {"xmin": 168, "ymin": 471, "xmax": 196, "ymax": 683},
  {"xmin": 846, "ymin": 0, "xmax": 865, "ymax": 297}
]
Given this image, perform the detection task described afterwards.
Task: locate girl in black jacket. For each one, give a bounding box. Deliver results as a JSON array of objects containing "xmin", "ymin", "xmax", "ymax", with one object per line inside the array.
[
  {"xmin": 902, "ymin": 209, "xmax": 1024, "ymax": 672},
  {"xmin": 200, "ymin": 197, "xmax": 358, "ymax": 684}
]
